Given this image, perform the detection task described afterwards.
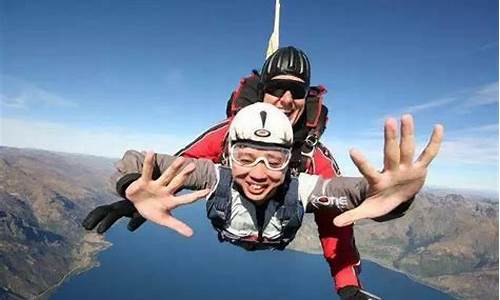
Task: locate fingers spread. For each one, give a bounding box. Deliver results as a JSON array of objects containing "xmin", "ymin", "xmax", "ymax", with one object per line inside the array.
[
  {"xmin": 157, "ymin": 214, "xmax": 194, "ymax": 237},
  {"xmin": 384, "ymin": 118, "xmax": 400, "ymax": 171},
  {"xmin": 399, "ymin": 114, "xmax": 415, "ymax": 165},
  {"xmin": 172, "ymin": 188, "xmax": 211, "ymax": 208},
  {"xmin": 417, "ymin": 124, "xmax": 444, "ymax": 167},
  {"xmin": 165, "ymin": 162, "xmax": 196, "ymax": 194},
  {"xmin": 349, "ymin": 149, "xmax": 379, "ymax": 184},
  {"xmin": 156, "ymin": 157, "xmax": 186, "ymax": 187},
  {"xmin": 141, "ymin": 150, "xmax": 155, "ymax": 181}
]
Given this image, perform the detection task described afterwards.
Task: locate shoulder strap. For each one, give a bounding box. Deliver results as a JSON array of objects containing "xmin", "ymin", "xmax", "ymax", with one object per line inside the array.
[
  {"xmin": 206, "ymin": 166, "xmax": 233, "ymax": 228},
  {"xmin": 305, "ymin": 85, "xmax": 327, "ymax": 130},
  {"xmin": 275, "ymin": 177, "xmax": 303, "ymax": 241},
  {"xmin": 292, "ymin": 86, "xmax": 329, "ymax": 153}
]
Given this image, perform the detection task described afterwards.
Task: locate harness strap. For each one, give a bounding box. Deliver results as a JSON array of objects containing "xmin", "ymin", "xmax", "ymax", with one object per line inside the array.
[
  {"xmin": 206, "ymin": 167, "xmax": 304, "ymax": 251},
  {"xmin": 276, "ymin": 177, "xmax": 303, "ymax": 244},
  {"xmin": 206, "ymin": 166, "xmax": 233, "ymax": 229}
]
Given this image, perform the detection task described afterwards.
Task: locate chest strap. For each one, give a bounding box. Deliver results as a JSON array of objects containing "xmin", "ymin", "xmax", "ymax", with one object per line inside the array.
[{"xmin": 206, "ymin": 166, "xmax": 304, "ymax": 251}]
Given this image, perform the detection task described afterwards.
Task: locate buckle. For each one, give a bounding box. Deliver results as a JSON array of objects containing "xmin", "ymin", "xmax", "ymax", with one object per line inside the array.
[{"xmin": 305, "ymin": 134, "xmax": 318, "ymax": 148}]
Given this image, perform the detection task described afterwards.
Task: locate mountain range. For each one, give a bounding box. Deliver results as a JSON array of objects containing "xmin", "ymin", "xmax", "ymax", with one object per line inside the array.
[
  {"xmin": 0, "ymin": 147, "xmax": 115, "ymax": 299},
  {"xmin": 289, "ymin": 190, "xmax": 498, "ymax": 300},
  {"xmin": 0, "ymin": 146, "xmax": 497, "ymax": 300}
]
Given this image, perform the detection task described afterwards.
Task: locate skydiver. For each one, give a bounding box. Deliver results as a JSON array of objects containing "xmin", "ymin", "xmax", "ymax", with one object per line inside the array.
[{"xmin": 84, "ymin": 103, "xmax": 443, "ymax": 300}]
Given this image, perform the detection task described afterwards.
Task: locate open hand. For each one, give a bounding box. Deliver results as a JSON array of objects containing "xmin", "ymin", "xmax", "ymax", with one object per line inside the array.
[
  {"xmin": 334, "ymin": 115, "xmax": 443, "ymax": 227},
  {"xmin": 125, "ymin": 151, "xmax": 210, "ymax": 237}
]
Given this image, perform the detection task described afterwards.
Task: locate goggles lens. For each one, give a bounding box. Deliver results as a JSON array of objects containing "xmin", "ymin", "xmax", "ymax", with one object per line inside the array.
[
  {"xmin": 230, "ymin": 143, "xmax": 291, "ymax": 171},
  {"xmin": 263, "ymin": 79, "xmax": 308, "ymax": 99}
]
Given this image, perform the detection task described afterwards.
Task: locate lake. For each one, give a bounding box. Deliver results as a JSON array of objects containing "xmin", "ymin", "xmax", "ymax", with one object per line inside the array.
[{"xmin": 52, "ymin": 202, "xmax": 454, "ymax": 300}]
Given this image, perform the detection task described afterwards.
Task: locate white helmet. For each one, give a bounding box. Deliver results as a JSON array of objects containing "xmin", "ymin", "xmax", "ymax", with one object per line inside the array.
[{"xmin": 228, "ymin": 103, "xmax": 293, "ymax": 148}]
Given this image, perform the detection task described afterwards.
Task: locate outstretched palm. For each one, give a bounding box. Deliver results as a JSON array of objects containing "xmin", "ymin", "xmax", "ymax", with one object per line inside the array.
[
  {"xmin": 334, "ymin": 115, "xmax": 444, "ymax": 227},
  {"xmin": 125, "ymin": 152, "xmax": 210, "ymax": 237}
]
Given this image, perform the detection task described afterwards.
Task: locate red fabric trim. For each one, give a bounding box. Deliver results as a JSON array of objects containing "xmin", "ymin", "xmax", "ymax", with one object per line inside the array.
[
  {"xmin": 313, "ymin": 148, "xmax": 335, "ymax": 178},
  {"xmin": 229, "ymin": 73, "xmax": 258, "ymax": 116},
  {"xmin": 176, "ymin": 119, "xmax": 231, "ymax": 162},
  {"xmin": 311, "ymin": 146, "xmax": 360, "ymax": 290},
  {"xmin": 315, "ymin": 210, "xmax": 361, "ymax": 291}
]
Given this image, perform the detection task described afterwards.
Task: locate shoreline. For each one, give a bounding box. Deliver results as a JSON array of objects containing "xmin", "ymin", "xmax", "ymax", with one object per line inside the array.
[
  {"xmin": 288, "ymin": 248, "xmax": 460, "ymax": 300},
  {"xmin": 33, "ymin": 239, "xmax": 469, "ymax": 300},
  {"xmin": 35, "ymin": 265, "xmax": 87, "ymax": 300},
  {"xmin": 360, "ymin": 256, "xmax": 461, "ymax": 300},
  {"xmin": 34, "ymin": 239, "xmax": 112, "ymax": 300}
]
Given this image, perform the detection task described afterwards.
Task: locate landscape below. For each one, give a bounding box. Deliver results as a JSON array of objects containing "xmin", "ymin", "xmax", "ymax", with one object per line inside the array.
[{"xmin": 0, "ymin": 147, "xmax": 497, "ymax": 300}]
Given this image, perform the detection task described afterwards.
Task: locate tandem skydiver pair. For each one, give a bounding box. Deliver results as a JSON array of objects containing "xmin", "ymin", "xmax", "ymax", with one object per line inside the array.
[{"xmin": 83, "ymin": 47, "xmax": 443, "ymax": 300}]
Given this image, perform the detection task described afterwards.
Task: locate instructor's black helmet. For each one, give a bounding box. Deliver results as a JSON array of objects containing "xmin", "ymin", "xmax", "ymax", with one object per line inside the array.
[{"xmin": 260, "ymin": 46, "xmax": 311, "ymax": 87}]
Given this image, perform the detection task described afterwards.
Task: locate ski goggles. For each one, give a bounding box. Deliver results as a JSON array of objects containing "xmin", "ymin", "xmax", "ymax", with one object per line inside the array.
[
  {"xmin": 263, "ymin": 79, "xmax": 309, "ymax": 100},
  {"xmin": 229, "ymin": 142, "xmax": 292, "ymax": 171}
]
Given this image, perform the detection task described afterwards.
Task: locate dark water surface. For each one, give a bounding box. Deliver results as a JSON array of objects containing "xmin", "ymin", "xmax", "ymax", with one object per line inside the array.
[{"xmin": 52, "ymin": 202, "xmax": 454, "ymax": 300}]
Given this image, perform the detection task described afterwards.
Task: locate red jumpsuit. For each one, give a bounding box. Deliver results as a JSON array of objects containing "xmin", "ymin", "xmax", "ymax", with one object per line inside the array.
[{"xmin": 176, "ymin": 119, "xmax": 362, "ymax": 293}]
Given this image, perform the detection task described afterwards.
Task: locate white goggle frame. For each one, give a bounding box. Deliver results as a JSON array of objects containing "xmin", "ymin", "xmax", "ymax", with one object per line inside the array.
[{"xmin": 228, "ymin": 142, "xmax": 291, "ymax": 171}]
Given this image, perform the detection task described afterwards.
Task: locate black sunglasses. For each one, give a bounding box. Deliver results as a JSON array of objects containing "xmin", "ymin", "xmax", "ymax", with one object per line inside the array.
[{"xmin": 263, "ymin": 79, "xmax": 309, "ymax": 99}]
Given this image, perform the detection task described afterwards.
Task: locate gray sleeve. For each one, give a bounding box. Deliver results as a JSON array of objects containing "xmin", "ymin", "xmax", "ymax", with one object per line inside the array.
[
  {"xmin": 305, "ymin": 176, "xmax": 369, "ymax": 212},
  {"xmin": 112, "ymin": 150, "xmax": 218, "ymax": 198},
  {"xmin": 305, "ymin": 175, "xmax": 415, "ymax": 220}
]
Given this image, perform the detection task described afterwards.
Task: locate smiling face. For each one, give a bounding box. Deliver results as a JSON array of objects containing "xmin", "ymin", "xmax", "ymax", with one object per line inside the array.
[
  {"xmin": 262, "ymin": 75, "xmax": 307, "ymax": 126},
  {"xmin": 230, "ymin": 145, "xmax": 288, "ymax": 204},
  {"xmin": 227, "ymin": 103, "xmax": 293, "ymax": 204}
]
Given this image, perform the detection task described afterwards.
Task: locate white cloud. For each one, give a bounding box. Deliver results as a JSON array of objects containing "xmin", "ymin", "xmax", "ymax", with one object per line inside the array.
[
  {"xmin": 447, "ymin": 123, "xmax": 498, "ymax": 135},
  {"xmin": 392, "ymin": 82, "xmax": 498, "ymax": 116},
  {"xmin": 404, "ymin": 97, "xmax": 457, "ymax": 114},
  {"xmin": 0, "ymin": 93, "xmax": 26, "ymax": 109},
  {"xmin": 440, "ymin": 138, "xmax": 498, "ymax": 165},
  {"xmin": 439, "ymin": 124, "xmax": 498, "ymax": 165},
  {"xmin": 0, "ymin": 75, "xmax": 77, "ymax": 109},
  {"xmin": 0, "ymin": 117, "xmax": 193, "ymax": 158},
  {"xmin": 322, "ymin": 123, "xmax": 498, "ymax": 191},
  {"xmin": 461, "ymin": 82, "xmax": 499, "ymax": 108}
]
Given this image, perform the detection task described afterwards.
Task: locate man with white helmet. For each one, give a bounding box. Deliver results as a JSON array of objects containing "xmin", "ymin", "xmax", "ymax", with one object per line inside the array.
[
  {"xmin": 84, "ymin": 46, "xmax": 377, "ymax": 298},
  {"xmin": 98, "ymin": 103, "xmax": 442, "ymax": 260},
  {"xmin": 207, "ymin": 102, "xmax": 302, "ymax": 250},
  {"xmin": 84, "ymin": 44, "xmax": 444, "ymax": 298}
]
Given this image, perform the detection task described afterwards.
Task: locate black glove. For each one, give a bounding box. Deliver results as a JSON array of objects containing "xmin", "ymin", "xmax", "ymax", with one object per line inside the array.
[
  {"xmin": 82, "ymin": 200, "xmax": 146, "ymax": 234},
  {"xmin": 338, "ymin": 286, "xmax": 382, "ymax": 300}
]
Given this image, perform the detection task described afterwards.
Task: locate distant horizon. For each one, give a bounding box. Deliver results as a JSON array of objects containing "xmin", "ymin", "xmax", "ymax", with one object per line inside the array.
[
  {"xmin": 2, "ymin": 144, "xmax": 498, "ymax": 199},
  {"xmin": 2, "ymin": 1, "xmax": 498, "ymax": 192}
]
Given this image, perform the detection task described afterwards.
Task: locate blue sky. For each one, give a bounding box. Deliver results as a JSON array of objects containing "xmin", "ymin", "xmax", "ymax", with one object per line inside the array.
[{"xmin": 1, "ymin": 0, "xmax": 498, "ymax": 193}]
